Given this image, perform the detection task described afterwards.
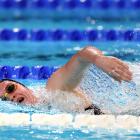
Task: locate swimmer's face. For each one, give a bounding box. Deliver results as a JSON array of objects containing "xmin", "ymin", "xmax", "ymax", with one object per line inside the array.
[{"xmin": 0, "ymin": 80, "xmax": 37, "ymax": 104}]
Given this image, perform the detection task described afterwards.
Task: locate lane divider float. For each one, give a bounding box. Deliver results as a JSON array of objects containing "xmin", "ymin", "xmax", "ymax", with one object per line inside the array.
[
  {"xmin": 0, "ymin": 0, "xmax": 140, "ymax": 10},
  {"xmin": 0, "ymin": 113, "xmax": 139, "ymax": 129},
  {"xmin": 0, "ymin": 28, "xmax": 140, "ymax": 41},
  {"xmin": 0, "ymin": 66, "xmax": 58, "ymax": 80}
]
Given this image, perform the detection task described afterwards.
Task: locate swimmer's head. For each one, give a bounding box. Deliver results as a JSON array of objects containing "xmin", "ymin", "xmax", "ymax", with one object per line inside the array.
[{"xmin": 0, "ymin": 79, "xmax": 37, "ymax": 104}]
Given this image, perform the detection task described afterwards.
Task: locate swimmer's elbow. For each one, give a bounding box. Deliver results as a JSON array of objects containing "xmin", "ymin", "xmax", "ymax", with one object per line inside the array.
[
  {"xmin": 81, "ymin": 46, "xmax": 103, "ymax": 55},
  {"xmin": 77, "ymin": 46, "xmax": 103, "ymax": 63}
]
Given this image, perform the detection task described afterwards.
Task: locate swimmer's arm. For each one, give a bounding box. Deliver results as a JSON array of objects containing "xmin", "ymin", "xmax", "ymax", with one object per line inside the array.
[
  {"xmin": 46, "ymin": 46, "xmax": 132, "ymax": 91},
  {"xmin": 46, "ymin": 46, "xmax": 102, "ymax": 91}
]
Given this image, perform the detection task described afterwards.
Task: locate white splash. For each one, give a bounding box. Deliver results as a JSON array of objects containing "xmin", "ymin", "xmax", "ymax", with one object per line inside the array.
[
  {"xmin": 1, "ymin": 62, "xmax": 140, "ymax": 115},
  {"xmin": 29, "ymin": 85, "xmax": 87, "ymax": 113},
  {"xmin": 79, "ymin": 62, "xmax": 140, "ymax": 115},
  {"xmin": 18, "ymin": 62, "xmax": 140, "ymax": 115}
]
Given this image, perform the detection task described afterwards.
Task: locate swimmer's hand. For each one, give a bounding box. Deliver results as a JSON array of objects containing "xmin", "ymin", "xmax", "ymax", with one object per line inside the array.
[{"xmin": 95, "ymin": 56, "xmax": 132, "ymax": 82}]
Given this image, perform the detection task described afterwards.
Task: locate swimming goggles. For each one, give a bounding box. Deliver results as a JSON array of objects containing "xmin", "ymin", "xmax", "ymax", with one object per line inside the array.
[{"xmin": 1, "ymin": 84, "xmax": 17, "ymax": 101}]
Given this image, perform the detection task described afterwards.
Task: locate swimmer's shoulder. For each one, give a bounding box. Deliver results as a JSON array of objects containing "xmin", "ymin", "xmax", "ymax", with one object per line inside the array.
[{"xmin": 46, "ymin": 66, "xmax": 67, "ymax": 91}]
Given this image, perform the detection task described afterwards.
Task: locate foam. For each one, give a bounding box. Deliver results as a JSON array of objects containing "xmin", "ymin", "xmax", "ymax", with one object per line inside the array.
[
  {"xmin": 115, "ymin": 115, "xmax": 138, "ymax": 129},
  {"xmin": 0, "ymin": 113, "xmax": 140, "ymax": 129},
  {"xmin": 74, "ymin": 115, "xmax": 116, "ymax": 129},
  {"xmin": 0, "ymin": 113, "xmax": 30, "ymax": 126},
  {"xmin": 32, "ymin": 114, "xmax": 73, "ymax": 127},
  {"xmin": 78, "ymin": 64, "xmax": 140, "ymax": 115}
]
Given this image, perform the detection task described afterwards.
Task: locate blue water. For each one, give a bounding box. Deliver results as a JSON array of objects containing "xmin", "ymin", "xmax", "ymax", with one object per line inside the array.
[
  {"xmin": 1, "ymin": 126, "xmax": 140, "ymax": 140},
  {"xmin": 0, "ymin": 18, "xmax": 140, "ymax": 139},
  {"xmin": 0, "ymin": 41, "xmax": 140, "ymax": 66},
  {"xmin": 0, "ymin": 19, "xmax": 140, "ymax": 29}
]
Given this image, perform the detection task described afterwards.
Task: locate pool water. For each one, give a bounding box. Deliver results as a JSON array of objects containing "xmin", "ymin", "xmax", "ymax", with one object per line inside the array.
[
  {"xmin": 0, "ymin": 6, "xmax": 140, "ymax": 140},
  {"xmin": 0, "ymin": 41, "xmax": 140, "ymax": 66},
  {"xmin": 1, "ymin": 126, "xmax": 140, "ymax": 140},
  {"xmin": 1, "ymin": 19, "xmax": 140, "ymax": 29}
]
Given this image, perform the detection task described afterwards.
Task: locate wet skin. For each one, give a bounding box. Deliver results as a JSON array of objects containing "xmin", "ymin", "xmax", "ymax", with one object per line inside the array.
[
  {"xmin": 0, "ymin": 46, "xmax": 133, "ymax": 110},
  {"xmin": 0, "ymin": 80, "xmax": 37, "ymax": 104}
]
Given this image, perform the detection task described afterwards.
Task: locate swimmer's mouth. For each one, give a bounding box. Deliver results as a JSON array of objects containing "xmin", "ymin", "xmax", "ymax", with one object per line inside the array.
[{"xmin": 17, "ymin": 97, "xmax": 25, "ymax": 103}]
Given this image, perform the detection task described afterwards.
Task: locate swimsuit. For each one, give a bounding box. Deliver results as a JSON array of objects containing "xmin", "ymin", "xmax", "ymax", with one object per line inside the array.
[{"xmin": 85, "ymin": 104, "xmax": 104, "ymax": 115}]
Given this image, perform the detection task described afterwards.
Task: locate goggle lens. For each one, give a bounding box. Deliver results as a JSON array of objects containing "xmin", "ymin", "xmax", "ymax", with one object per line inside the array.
[{"xmin": 5, "ymin": 84, "xmax": 16, "ymax": 94}]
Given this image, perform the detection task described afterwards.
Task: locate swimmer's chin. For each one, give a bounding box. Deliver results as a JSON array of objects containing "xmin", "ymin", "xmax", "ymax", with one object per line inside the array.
[{"xmin": 25, "ymin": 96, "xmax": 38, "ymax": 105}]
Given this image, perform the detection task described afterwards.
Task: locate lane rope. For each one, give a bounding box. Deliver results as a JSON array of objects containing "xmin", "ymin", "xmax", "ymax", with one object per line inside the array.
[
  {"xmin": 0, "ymin": 28, "xmax": 140, "ymax": 41},
  {"xmin": 0, "ymin": 66, "xmax": 58, "ymax": 80},
  {"xmin": 0, "ymin": 113, "xmax": 139, "ymax": 129},
  {"xmin": 0, "ymin": 0, "xmax": 140, "ymax": 10}
]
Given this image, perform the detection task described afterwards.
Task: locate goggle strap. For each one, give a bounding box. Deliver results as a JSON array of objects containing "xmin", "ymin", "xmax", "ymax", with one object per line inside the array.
[{"xmin": 4, "ymin": 93, "xmax": 8, "ymax": 98}]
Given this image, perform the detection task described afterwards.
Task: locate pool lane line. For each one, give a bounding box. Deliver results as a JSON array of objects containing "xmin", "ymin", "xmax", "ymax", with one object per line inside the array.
[
  {"xmin": 0, "ymin": 0, "xmax": 140, "ymax": 10},
  {"xmin": 0, "ymin": 113, "xmax": 140, "ymax": 129},
  {"xmin": 0, "ymin": 28, "xmax": 140, "ymax": 42},
  {"xmin": 0, "ymin": 66, "xmax": 58, "ymax": 80}
]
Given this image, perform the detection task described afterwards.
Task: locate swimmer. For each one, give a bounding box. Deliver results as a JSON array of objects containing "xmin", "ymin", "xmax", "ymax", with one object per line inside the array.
[{"xmin": 0, "ymin": 46, "xmax": 132, "ymax": 114}]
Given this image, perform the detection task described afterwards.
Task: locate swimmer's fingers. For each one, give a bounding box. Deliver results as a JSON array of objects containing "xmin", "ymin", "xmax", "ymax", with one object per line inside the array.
[
  {"xmin": 116, "ymin": 69, "xmax": 132, "ymax": 81},
  {"xmin": 116, "ymin": 60, "xmax": 129, "ymax": 70},
  {"xmin": 110, "ymin": 57, "xmax": 133, "ymax": 80},
  {"xmin": 110, "ymin": 68, "xmax": 132, "ymax": 82},
  {"xmin": 110, "ymin": 57, "xmax": 129, "ymax": 69},
  {"xmin": 98, "ymin": 56, "xmax": 132, "ymax": 82},
  {"xmin": 117, "ymin": 65, "xmax": 133, "ymax": 78},
  {"xmin": 109, "ymin": 73, "xmax": 121, "ymax": 82},
  {"xmin": 109, "ymin": 70, "xmax": 122, "ymax": 83}
]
